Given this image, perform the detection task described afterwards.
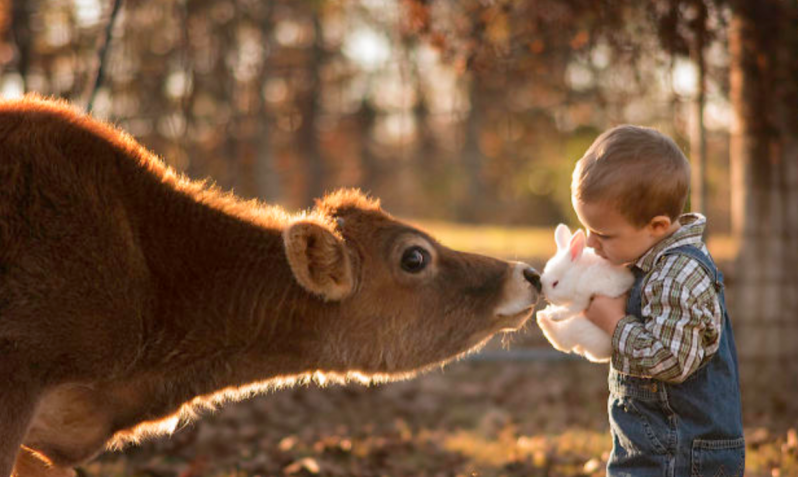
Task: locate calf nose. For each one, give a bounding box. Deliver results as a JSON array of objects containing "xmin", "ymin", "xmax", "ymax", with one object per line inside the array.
[{"xmin": 523, "ymin": 267, "xmax": 542, "ymax": 292}]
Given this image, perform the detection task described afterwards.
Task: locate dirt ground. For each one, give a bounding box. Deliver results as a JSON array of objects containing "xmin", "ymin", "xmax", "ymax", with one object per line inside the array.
[{"xmin": 83, "ymin": 334, "xmax": 797, "ymax": 477}]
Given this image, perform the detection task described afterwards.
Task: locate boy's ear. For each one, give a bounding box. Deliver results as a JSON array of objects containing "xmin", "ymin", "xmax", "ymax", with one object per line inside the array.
[
  {"xmin": 647, "ymin": 215, "xmax": 674, "ymax": 237},
  {"xmin": 555, "ymin": 223, "xmax": 572, "ymax": 250},
  {"xmin": 283, "ymin": 220, "xmax": 354, "ymax": 301},
  {"xmin": 569, "ymin": 230, "xmax": 586, "ymax": 262}
]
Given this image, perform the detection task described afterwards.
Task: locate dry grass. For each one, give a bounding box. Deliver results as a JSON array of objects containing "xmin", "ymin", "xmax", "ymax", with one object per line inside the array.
[
  {"xmin": 414, "ymin": 221, "xmax": 738, "ymax": 264},
  {"xmin": 84, "ymin": 361, "xmax": 796, "ymax": 477}
]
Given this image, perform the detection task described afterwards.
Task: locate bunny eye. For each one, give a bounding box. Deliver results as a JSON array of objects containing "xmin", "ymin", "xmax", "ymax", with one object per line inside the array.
[{"xmin": 552, "ymin": 280, "xmax": 559, "ymax": 288}]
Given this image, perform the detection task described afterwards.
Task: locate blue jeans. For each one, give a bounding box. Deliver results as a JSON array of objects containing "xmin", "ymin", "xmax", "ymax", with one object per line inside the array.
[
  {"xmin": 607, "ymin": 371, "xmax": 745, "ymax": 476},
  {"xmin": 608, "ymin": 245, "xmax": 745, "ymax": 476}
]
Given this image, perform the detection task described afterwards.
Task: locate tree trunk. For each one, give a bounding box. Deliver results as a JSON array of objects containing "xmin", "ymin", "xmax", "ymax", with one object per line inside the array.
[
  {"xmin": 459, "ymin": 73, "xmax": 487, "ymax": 223},
  {"xmin": 689, "ymin": 0, "xmax": 708, "ymax": 217},
  {"xmin": 297, "ymin": 13, "xmax": 325, "ymax": 208},
  {"xmin": 728, "ymin": 0, "xmax": 798, "ymax": 405},
  {"xmin": 11, "ymin": 0, "xmax": 32, "ymax": 91},
  {"xmin": 358, "ymin": 100, "xmax": 379, "ymax": 196},
  {"xmin": 254, "ymin": 3, "xmax": 279, "ymax": 203}
]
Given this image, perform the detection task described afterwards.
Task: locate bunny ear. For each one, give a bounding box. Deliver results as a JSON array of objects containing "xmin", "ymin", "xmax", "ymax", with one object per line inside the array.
[
  {"xmin": 554, "ymin": 224, "xmax": 572, "ymax": 251},
  {"xmin": 569, "ymin": 229, "xmax": 586, "ymax": 262}
]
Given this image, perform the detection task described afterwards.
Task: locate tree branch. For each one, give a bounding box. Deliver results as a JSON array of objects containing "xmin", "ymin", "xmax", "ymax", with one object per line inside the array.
[{"xmin": 86, "ymin": 0, "xmax": 124, "ymax": 112}]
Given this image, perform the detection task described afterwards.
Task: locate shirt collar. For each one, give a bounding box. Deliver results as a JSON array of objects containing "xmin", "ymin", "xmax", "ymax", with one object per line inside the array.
[{"xmin": 634, "ymin": 213, "xmax": 706, "ymax": 272}]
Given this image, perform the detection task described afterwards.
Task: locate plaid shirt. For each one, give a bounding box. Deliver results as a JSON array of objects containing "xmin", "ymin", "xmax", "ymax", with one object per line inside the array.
[{"xmin": 611, "ymin": 213, "xmax": 722, "ymax": 383}]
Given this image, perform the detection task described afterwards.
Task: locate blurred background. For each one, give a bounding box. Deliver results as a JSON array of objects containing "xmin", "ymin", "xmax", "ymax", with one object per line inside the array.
[{"xmin": 2, "ymin": 0, "xmax": 797, "ymax": 475}]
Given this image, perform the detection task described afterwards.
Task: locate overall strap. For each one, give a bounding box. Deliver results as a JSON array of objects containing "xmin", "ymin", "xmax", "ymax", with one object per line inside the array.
[
  {"xmin": 627, "ymin": 244, "xmax": 723, "ymax": 319},
  {"xmin": 661, "ymin": 244, "xmax": 722, "ymax": 291},
  {"xmin": 661, "ymin": 244, "xmax": 729, "ymax": 324},
  {"xmin": 625, "ymin": 266, "xmax": 647, "ymax": 318}
]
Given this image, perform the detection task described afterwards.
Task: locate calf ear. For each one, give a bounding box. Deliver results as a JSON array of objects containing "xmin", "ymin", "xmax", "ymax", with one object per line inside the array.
[{"xmin": 283, "ymin": 221, "xmax": 354, "ymax": 301}]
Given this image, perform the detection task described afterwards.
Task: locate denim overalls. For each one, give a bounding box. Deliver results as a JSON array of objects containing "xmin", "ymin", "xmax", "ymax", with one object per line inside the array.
[{"xmin": 607, "ymin": 245, "xmax": 745, "ymax": 477}]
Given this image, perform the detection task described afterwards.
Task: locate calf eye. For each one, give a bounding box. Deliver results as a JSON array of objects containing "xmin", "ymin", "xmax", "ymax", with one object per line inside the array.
[
  {"xmin": 401, "ymin": 246, "xmax": 430, "ymax": 273},
  {"xmin": 552, "ymin": 280, "xmax": 559, "ymax": 288}
]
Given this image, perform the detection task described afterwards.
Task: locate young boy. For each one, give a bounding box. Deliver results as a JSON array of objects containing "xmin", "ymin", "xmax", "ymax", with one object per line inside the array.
[{"xmin": 571, "ymin": 125, "xmax": 744, "ymax": 476}]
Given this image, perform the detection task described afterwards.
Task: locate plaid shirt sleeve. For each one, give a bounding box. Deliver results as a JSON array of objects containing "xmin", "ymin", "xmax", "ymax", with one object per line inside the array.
[{"xmin": 610, "ymin": 254, "xmax": 723, "ymax": 383}]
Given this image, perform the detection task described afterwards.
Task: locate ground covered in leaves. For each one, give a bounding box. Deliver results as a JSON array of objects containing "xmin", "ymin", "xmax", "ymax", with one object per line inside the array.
[{"xmin": 83, "ymin": 348, "xmax": 796, "ymax": 477}]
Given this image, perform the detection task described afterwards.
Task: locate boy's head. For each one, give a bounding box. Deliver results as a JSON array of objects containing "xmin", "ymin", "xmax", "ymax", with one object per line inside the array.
[{"xmin": 571, "ymin": 125, "xmax": 690, "ymax": 264}]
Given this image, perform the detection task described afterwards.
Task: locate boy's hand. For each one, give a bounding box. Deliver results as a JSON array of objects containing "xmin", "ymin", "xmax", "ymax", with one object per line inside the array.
[{"xmin": 585, "ymin": 294, "xmax": 628, "ymax": 336}]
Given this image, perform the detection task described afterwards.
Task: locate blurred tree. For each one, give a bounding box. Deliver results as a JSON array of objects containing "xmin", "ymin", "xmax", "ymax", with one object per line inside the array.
[
  {"xmin": 688, "ymin": 0, "xmax": 709, "ymax": 216},
  {"xmin": 10, "ymin": 0, "xmax": 31, "ymax": 89},
  {"xmin": 403, "ymin": 0, "xmax": 797, "ymax": 389},
  {"xmin": 86, "ymin": 0, "xmax": 123, "ymax": 111},
  {"xmin": 403, "ymin": 0, "xmax": 714, "ymax": 224},
  {"xmin": 4, "ymin": 0, "xmax": 711, "ymax": 226},
  {"xmin": 296, "ymin": 11, "xmax": 325, "ymax": 207},
  {"xmin": 459, "ymin": 66, "xmax": 486, "ymax": 222},
  {"xmin": 2, "ymin": 0, "xmax": 796, "ymax": 396},
  {"xmin": 727, "ymin": 0, "xmax": 798, "ymax": 386}
]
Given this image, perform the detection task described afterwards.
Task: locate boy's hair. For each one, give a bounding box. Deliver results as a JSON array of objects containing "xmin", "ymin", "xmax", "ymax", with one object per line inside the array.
[{"xmin": 571, "ymin": 125, "xmax": 690, "ymax": 227}]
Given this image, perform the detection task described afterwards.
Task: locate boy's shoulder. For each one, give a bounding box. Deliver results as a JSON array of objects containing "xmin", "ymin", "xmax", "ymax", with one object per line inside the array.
[
  {"xmin": 636, "ymin": 213, "xmax": 709, "ymax": 272},
  {"xmin": 638, "ymin": 214, "xmax": 720, "ymax": 294},
  {"xmin": 646, "ymin": 244, "xmax": 720, "ymax": 299},
  {"xmin": 656, "ymin": 244, "xmax": 716, "ymax": 279}
]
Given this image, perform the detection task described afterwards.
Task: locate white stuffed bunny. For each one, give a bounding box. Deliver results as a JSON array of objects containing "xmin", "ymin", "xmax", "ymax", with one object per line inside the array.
[{"xmin": 536, "ymin": 224, "xmax": 635, "ymax": 362}]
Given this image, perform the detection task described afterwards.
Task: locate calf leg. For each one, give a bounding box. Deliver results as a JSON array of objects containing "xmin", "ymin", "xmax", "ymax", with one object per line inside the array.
[
  {"xmin": 0, "ymin": 363, "xmax": 40, "ymax": 477},
  {"xmin": 12, "ymin": 447, "xmax": 75, "ymax": 477}
]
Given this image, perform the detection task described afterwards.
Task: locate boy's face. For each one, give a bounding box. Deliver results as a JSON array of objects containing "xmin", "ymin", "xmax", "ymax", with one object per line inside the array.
[{"xmin": 572, "ymin": 198, "xmax": 674, "ymax": 266}]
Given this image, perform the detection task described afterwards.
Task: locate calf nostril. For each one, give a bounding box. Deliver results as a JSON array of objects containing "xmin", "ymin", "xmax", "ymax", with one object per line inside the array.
[{"xmin": 523, "ymin": 267, "xmax": 542, "ymax": 292}]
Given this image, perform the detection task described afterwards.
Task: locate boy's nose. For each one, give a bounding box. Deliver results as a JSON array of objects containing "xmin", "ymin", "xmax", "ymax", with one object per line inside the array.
[{"xmin": 586, "ymin": 231, "xmax": 600, "ymax": 249}]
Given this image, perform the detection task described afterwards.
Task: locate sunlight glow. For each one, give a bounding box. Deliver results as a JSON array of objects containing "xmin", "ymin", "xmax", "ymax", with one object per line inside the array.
[
  {"xmin": 371, "ymin": 71, "xmax": 418, "ymax": 111},
  {"xmin": 359, "ymin": 0, "xmax": 400, "ymax": 22},
  {"xmin": 233, "ymin": 26, "xmax": 265, "ymax": 82},
  {"xmin": 373, "ymin": 112, "xmax": 417, "ymax": 146},
  {"xmin": 73, "ymin": 0, "xmax": 102, "ymax": 27},
  {"xmin": 44, "ymin": 11, "xmax": 72, "ymax": 47},
  {"xmin": 264, "ymin": 78, "xmax": 289, "ymax": 104},
  {"xmin": 275, "ymin": 19, "xmax": 314, "ymax": 48},
  {"xmin": 590, "ymin": 43, "xmax": 611, "ymax": 69},
  {"xmin": 1, "ymin": 74, "xmax": 24, "ymax": 99},
  {"xmin": 672, "ymin": 59, "xmax": 698, "ymax": 97},
  {"xmin": 566, "ymin": 62, "xmax": 593, "ymax": 91},
  {"xmin": 417, "ymin": 45, "xmax": 469, "ymax": 116},
  {"xmin": 705, "ymin": 98, "xmax": 732, "ymax": 130},
  {"xmin": 343, "ymin": 27, "xmax": 392, "ymax": 71},
  {"xmin": 165, "ymin": 71, "xmax": 191, "ymax": 100}
]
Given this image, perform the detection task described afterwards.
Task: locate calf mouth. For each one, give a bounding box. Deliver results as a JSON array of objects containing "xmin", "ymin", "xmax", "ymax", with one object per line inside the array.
[
  {"xmin": 494, "ymin": 305, "xmax": 536, "ymax": 332},
  {"xmin": 460, "ymin": 306, "xmax": 537, "ymax": 357},
  {"xmin": 490, "ymin": 262, "xmax": 541, "ymax": 331}
]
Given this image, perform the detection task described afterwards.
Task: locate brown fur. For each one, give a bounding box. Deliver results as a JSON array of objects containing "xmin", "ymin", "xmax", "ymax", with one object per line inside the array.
[{"xmin": 0, "ymin": 96, "xmax": 540, "ymax": 477}]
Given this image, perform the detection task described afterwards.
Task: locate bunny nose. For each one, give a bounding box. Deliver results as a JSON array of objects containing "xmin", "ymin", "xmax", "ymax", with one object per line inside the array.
[{"xmin": 523, "ymin": 267, "xmax": 542, "ymax": 292}]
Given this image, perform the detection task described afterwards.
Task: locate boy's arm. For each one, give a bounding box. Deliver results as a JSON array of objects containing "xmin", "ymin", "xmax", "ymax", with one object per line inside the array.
[
  {"xmin": 586, "ymin": 256, "xmax": 723, "ymax": 383},
  {"xmin": 584, "ymin": 295, "xmax": 626, "ymax": 334}
]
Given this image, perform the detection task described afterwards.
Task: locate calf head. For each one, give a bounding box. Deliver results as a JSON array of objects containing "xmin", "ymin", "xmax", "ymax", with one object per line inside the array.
[{"xmin": 282, "ymin": 189, "xmax": 541, "ymax": 377}]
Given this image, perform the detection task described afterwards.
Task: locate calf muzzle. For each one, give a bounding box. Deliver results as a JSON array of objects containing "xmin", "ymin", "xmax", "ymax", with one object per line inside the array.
[{"xmin": 523, "ymin": 266, "xmax": 542, "ymax": 293}]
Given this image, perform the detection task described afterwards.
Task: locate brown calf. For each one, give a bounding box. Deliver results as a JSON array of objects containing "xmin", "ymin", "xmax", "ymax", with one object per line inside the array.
[{"xmin": 0, "ymin": 96, "xmax": 541, "ymax": 477}]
